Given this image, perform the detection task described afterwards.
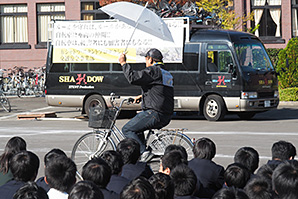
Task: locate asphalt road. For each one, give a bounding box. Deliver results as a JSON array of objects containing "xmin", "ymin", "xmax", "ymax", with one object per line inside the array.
[{"xmin": 0, "ymin": 96, "xmax": 298, "ymax": 178}]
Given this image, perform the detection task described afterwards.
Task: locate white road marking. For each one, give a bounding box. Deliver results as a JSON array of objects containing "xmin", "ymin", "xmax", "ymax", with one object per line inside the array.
[{"xmin": 186, "ymin": 131, "xmax": 298, "ymax": 136}]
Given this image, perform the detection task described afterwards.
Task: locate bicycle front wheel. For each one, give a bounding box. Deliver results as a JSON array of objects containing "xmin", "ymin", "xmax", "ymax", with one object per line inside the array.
[
  {"xmin": 0, "ymin": 93, "xmax": 11, "ymax": 112},
  {"xmin": 71, "ymin": 131, "xmax": 116, "ymax": 176}
]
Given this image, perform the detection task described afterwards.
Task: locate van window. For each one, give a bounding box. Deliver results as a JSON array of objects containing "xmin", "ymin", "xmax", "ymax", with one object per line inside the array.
[
  {"xmin": 88, "ymin": 63, "xmax": 109, "ymax": 71},
  {"xmin": 207, "ymin": 44, "xmax": 233, "ymax": 73},
  {"xmin": 50, "ymin": 63, "xmax": 70, "ymax": 72},
  {"xmin": 72, "ymin": 63, "xmax": 87, "ymax": 71},
  {"xmin": 168, "ymin": 53, "xmax": 199, "ymax": 71}
]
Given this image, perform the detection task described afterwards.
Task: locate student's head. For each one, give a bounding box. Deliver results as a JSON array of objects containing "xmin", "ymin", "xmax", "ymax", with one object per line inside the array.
[
  {"xmin": 244, "ymin": 177, "xmax": 272, "ymax": 199},
  {"xmin": 10, "ymin": 151, "xmax": 39, "ymax": 182},
  {"xmin": 100, "ymin": 150, "xmax": 124, "ymax": 175},
  {"xmin": 271, "ymin": 140, "xmax": 296, "ymax": 161},
  {"xmin": 272, "ymin": 160, "xmax": 298, "ymax": 199},
  {"xmin": 164, "ymin": 144, "xmax": 188, "ymax": 161},
  {"xmin": 256, "ymin": 163, "xmax": 278, "ymax": 188},
  {"xmin": 193, "ymin": 137, "xmax": 216, "ymax": 160},
  {"xmin": 160, "ymin": 150, "xmax": 187, "ymax": 175},
  {"xmin": 82, "ymin": 157, "xmax": 111, "ymax": 188},
  {"xmin": 68, "ymin": 181, "xmax": 104, "ymax": 199},
  {"xmin": 44, "ymin": 148, "xmax": 67, "ymax": 166},
  {"xmin": 170, "ymin": 164, "xmax": 197, "ymax": 196},
  {"xmin": 224, "ymin": 163, "xmax": 250, "ymax": 189},
  {"xmin": 212, "ymin": 187, "xmax": 249, "ymax": 199},
  {"xmin": 0, "ymin": 136, "xmax": 27, "ymax": 173},
  {"xmin": 120, "ymin": 177, "xmax": 156, "ymax": 199},
  {"xmin": 13, "ymin": 182, "xmax": 48, "ymax": 199},
  {"xmin": 145, "ymin": 48, "xmax": 163, "ymax": 67},
  {"xmin": 234, "ymin": 147, "xmax": 259, "ymax": 174},
  {"xmin": 148, "ymin": 173, "xmax": 174, "ymax": 199},
  {"xmin": 45, "ymin": 156, "xmax": 76, "ymax": 193},
  {"xmin": 117, "ymin": 138, "xmax": 140, "ymax": 164}
]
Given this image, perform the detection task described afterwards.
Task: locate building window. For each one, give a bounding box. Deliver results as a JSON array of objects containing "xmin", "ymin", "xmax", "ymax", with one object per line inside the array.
[
  {"xmin": 80, "ymin": 1, "xmax": 109, "ymax": 20},
  {"xmin": 251, "ymin": 0, "xmax": 281, "ymax": 38},
  {"xmin": 37, "ymin": 3, "xmax": 65, "ymax": 44},
  {"xmin": 0, "ymin": 4, "xmax": 28, "ymax": 44},
  {"xmin": 292, "ymin": 0, "xmax": 298, "ymax": 37}
]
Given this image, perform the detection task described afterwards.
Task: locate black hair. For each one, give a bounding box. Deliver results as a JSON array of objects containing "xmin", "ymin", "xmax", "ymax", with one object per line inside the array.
[
  {"xmin": 170, "ymin": 164, "xmax": 197, "ymax": 196},
  {"xmin": 145, "ymin": 48, "xmax": 163, "ymax": 62},
  {"xmin": 164, "ymin": 144, "xmax": 188, "ymax": 161},
  {"xmin": 212, "ymin": 187, "xmax": 249, "ymax": 199},
  {"xmin": 100, "ymin": 150, "xmax": 124, "ymax": 175},
  {"xmin": 10, "ymin": 151, "xmax": 39, "ymax": 182},
  {"xmin": 148, "ymin": 173, "xmax": 174, "ymax": 199},
  {"xmin": 224, "ymin": 163, "xmax": 250, "ymax": 189},
  {"xmin": 45, "ymin": 156, "xmax": 76, "ymax": 193},
  {"xmin": 68, "ymin": 181, "xmax": 104, "ymax": 199},
  {"xmin": 244, "ymin": 177, "xmax": 272, "ymax": 199},
  {"xmin": 272, "ymin": 160, "xmax": 298, "ymax": 199},
  {"xmin": 0, "ymin": 136, "xmax": 27, "ymax": 174},
  {"xmin": 120, "ymin": 177, "xmax": 156, "ymax": 199},
  {"xmin": 234, "ymin": 147, "xmax": 259, "ymax": 174},
  {"xmin": 13, "ymin": 182, "xmax": 48, "ymax": 199},
  {"xmin": 256, "ymin": 163, "xmax": 278, "ymax": 189},
  {"xmin": 82, "ymin": 157, "xmax": 111, "ymax": 188},
  {"xmin": 193, "ymin": 137, "xmax": 216, "ymax": 160},
  {"xmin": 271, "ymin": 140, "xmax": 295, "ymax": 161},
  {"xmin": 44, "ymin": 148, "xmax": 67, "ymax": 166},
  {"xmin": 116, "ymin": 138, "xmax": 140, "ymax": 164},
  {"xmin": 161, "ymin": 150, "xmax": 187, "ymax": 171}
]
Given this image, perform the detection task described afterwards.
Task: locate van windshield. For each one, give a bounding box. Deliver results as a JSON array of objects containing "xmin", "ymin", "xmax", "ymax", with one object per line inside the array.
[{"xmin": 234, "ymin": 43, "xmax": 273, "ymax": 71}]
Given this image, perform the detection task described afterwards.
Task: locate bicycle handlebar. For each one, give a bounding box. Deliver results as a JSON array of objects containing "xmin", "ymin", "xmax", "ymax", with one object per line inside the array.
[{"xmin": 109, "ymin": 93, "xmax": 136, "ymax": 109}]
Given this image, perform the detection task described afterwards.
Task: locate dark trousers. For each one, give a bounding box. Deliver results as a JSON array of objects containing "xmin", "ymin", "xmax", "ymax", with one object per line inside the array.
[{"xmin": 122, "ymin": 109, "xmax": 172, "ymax": 153}]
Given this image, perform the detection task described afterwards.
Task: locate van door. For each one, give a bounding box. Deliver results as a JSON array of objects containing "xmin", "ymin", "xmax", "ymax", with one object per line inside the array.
[{"xmin": 202, "ymin": 43, "xmax": 241, "ymax": 111}]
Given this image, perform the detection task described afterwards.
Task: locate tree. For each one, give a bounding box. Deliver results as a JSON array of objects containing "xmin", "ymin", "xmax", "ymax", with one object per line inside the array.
[
  {"xmin": 276, "ymin": 38, "xmax": 298, "ymax": 89},
  {"xmin": 195, "ymin": 0, "xmax": 253, "ymax": 31}
]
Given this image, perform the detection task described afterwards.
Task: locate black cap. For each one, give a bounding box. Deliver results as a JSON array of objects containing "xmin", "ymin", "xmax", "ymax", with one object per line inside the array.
[{"xmin": 145, "ymin": 48, "xmax": 163, "ymax": 61}]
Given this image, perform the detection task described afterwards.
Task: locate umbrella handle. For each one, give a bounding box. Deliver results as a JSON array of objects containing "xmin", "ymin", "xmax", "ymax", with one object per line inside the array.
[{"xmin": 124, "ymin": 2, "xmax": 149, "ymax": 53}]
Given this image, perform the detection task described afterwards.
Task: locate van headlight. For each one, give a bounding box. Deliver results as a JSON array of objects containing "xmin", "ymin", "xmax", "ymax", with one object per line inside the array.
[
  {"xmin": 241, "ymin": 91, "xmax": 258, "ymax": 99},
  {"xmin": 274, "ymin": 90, "xmax": 279, "ymax": 98}
]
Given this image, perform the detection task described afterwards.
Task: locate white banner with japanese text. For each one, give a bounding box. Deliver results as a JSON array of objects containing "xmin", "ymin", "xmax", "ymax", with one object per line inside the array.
[{"xmin": 51, "ymin": 18, "xmax": 186, "ymax": 63}]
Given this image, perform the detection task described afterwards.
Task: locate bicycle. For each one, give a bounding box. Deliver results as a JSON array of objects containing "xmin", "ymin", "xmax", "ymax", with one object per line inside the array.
[
  {"xmin": 0, "ymin": 91, "xmax": 11, "ymax": 112},
  {"xmin": 71, "ymin": 93, "xmax": 194, "ymax": 177}
]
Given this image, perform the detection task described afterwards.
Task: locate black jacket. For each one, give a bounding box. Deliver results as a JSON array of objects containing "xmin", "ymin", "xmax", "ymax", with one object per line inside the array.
[
  {"xmin": 0, "ymin": 180, "xmax": 26, "ymax": 199},
  {"xmin": 188, "ymin": 158, "xmax": 224, "ymax": 197},
  {"xmin": 106, "ymin": 174, "xmax": 130, "ymax": 194},
  {"xmin": 121, "ymin": 162, "xmax": 153, "ymax": 181},
  {"xmin": 122, "ymin": 63, "xmax": 174, "ymax": 115}
]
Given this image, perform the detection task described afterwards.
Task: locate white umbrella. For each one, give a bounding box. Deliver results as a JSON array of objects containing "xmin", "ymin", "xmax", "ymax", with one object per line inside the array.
[{"xmin": 100, "ymin": 1, "xmax": 174, "ymax": 46}]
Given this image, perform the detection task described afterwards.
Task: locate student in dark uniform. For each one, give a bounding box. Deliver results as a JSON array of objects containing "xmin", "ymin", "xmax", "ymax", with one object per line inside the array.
[
  {"xmin": 120, "ymin": 177, "xmax": 155, "ymax": 199},
  {"xmin": 82, "ymin": 157, "xmax": 119, "ymax": 199},
  {"xmin": 267, "ymin": 140, "xmax": 296, "ymax": 167},
  {"xmin": 188, "ymin": 138, "xmax": 224, "ymax": 198},
  {"xmin": 116, "ymin": 139, "xmax": 153, "ymax": 181},
  {"xmin": 0, "ymin": 151, "xmax": 39, "ymax": 199},
  {"xmin": 36, "ymin": 148, "xmax": 67, "ymax": 192},
  {"xmin": 170, "ymin": 164, "xmax": 200, "ymax": 199},
  {"xmin": 101, "ymin": 150, "xmax": 130, "ymax": 194},
  {"xmin": 119, "ymin": 48, "xmax": 174, "ymax": 160}
]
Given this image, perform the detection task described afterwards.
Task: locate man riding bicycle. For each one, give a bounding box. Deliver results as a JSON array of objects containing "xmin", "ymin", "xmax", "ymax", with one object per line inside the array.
[{"xmin": 119, "ymin": 48, "xmax": 174, "ymax": 160}]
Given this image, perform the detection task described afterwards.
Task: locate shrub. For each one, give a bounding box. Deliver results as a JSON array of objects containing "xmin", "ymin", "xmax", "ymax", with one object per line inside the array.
[
  {"xmin": 279, "ymin": 87, "xmax": 298, "ymax": 101},
  {"xmin": 276, "ymin": 38, "xmax": 298, "ymax": 89},
  {"xmin": 267, "ymin": 48, "xmax": 282, "ymax": 69}
]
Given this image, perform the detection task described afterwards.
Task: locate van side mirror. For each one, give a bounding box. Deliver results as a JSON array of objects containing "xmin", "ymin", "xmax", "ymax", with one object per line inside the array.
[{"xmin": 228, "ymin": 63, "xmax": 237, "ymax": 78}]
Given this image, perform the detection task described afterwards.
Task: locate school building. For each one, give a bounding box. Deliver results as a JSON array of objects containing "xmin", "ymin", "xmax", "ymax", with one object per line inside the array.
[{"xmin": 0, "ymin": 0, "xmax": 296, "ymax": 69}]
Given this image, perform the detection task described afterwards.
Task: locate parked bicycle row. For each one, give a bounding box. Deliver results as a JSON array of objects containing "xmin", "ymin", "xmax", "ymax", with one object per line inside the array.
[{"xmin": 0, "ymin": 66, "xmax": 45, "ymax": 97}]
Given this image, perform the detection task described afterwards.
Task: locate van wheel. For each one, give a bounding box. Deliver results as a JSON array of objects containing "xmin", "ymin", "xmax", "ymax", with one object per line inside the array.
[
  {"xmin": 203, "ymin": 95, "xmax": 226, "ymax": 121},
  {"xmin": 84, "ymin": 94, "xmax": 107, "ymax": 117},
  {"xmin": 237, "ymin": 112, "xmax": 256, "ymax": 120}
]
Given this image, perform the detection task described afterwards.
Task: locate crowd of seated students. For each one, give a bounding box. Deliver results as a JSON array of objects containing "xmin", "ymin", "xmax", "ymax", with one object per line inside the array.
[{"xmin": 0, "ymin": 136, "xmax": 297, "ymax": 199}]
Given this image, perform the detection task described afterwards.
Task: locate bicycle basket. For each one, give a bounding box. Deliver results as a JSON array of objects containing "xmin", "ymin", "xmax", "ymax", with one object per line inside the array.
[{"xmin": 88, "ymin": 107, "xmax": 116, "ymax": 129}]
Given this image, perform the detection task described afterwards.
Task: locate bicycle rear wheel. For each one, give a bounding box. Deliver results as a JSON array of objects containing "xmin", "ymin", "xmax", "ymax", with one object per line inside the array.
[
  {"xmin": 0, "ymin": 93, "xmax": 11, "ymax": 112},
  {"xmin": 71, "ymin": 131, "xmax": 116, "ymax": 177},
  {"xmin": 147, "ymin": 130, "xmax": 194, "ymax": 172}
]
